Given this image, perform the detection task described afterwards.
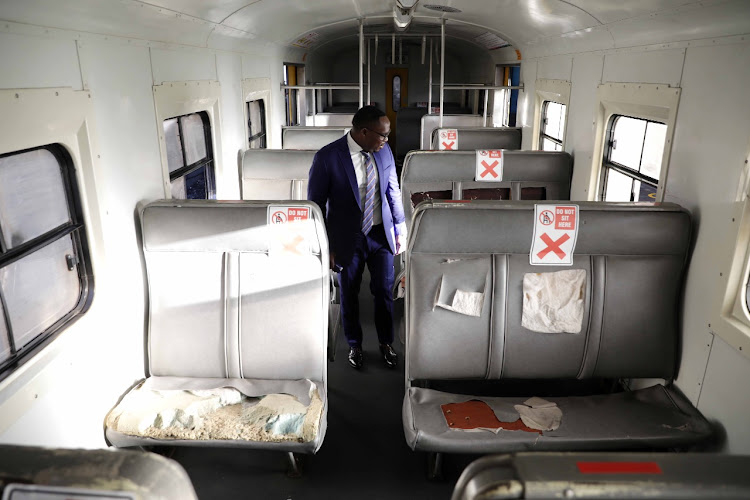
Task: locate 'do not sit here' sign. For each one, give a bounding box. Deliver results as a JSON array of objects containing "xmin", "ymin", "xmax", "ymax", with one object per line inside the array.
[
  {"xmin": 267, "ymin": 205, "xmax": 311, "ymax": 256},
  {"xmin": 438, "ymin": 129, "xmax": 458, "ymax": 150},
  {"xmin": 475, "ymin": 150, "xmax": 503, "ymax": 181},
  {"xmin": 530, "ymin": 204, "xmax": 580, "ymax": 266}
]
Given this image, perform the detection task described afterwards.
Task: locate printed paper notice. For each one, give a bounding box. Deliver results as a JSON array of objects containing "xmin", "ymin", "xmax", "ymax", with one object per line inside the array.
[{"xmin": 530, "ymin": 204, "xmax": 579, "ymax": 266}]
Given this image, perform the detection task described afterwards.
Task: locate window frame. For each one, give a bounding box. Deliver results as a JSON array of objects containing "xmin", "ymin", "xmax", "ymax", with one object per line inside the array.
[
  {"xmin": 247, "ymin": 99, "xmax": 267, "ymax": 149},
  {"xmin": 153, "ymin": 80, "xmax": 222, "ymax": 199},
  {"xmin": 531, "ymin": 79, "xmax": 570, "ymax": 151},
  {"xmin": 539, "ymin": 100, "xmax": 567, "ymax": 151},
  {"xmin": 0, "ymin": 143, "xmax": 94, "ymax": 380},
  {"xmin": 713, "ymin": 149, "xmax": 750, "ymax": 359},
  {"xmin": 164, "ymin": 111, "xmax": 216, "ymax": 199},
  {"xmin": 243, "ymin": 78, "xmax": 272, "ymax": 150},
  {"xmin": 0, "ymin": 87, "xmax": 100, "ymax": 385},
  {"xmin": 588, "ymin": 83, "xmax": 681, "ymax": 202},
  {"xmin": 599, "ymin": 114, "xmax": 664, "ymax": 201}
]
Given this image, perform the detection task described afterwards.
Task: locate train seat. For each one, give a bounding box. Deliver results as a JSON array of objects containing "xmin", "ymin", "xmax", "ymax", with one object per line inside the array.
[
  {"xmin": 452, "ymin": 452, "xmax": 750, "ymax": 499},
  {"xmin": 307, "ymin": 112, "xmax": 355, "ymax": 126},
  {"xmin": 420, "ymin": 114, "xmax": 485, "ymax": 149},
  {"xmin": 400, "ymin": 150, "xmax": 573, "ymax": 224},
  {"xmin": 104, "ymin": 200, "xmax": 329, "ymax": 466},
  {"xmin": 282, "ymin": 126, "xmax": 348, "ymax": 149},
  {"xmin": 239, "ymin": 149, "xmax": 316, "ymax": 200},
  {"xmin": 0, "ymin": 445, "xmax": 198, "ymax": 499},
  {"xmin": 429, "ymin": 127, "xmax": 523, "ymax": 151},
  {"xmin": 402, "ymin": 201, "xmax": 713, "ymax": 474},
  {"xmin": 239, "ymin": 149, "xmax": 341, "ymax": 362}
]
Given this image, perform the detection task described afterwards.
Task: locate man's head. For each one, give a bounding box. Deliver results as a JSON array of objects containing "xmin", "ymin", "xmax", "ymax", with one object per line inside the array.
[{"xmin": 351, "ymin": 106, "xmax": 390, "ymax": 153}]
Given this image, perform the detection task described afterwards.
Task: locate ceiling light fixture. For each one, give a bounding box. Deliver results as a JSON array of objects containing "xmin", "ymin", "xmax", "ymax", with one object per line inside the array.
[{"xmin": 393, "ymin": 0, "xmax": 419, "ymax": 31}]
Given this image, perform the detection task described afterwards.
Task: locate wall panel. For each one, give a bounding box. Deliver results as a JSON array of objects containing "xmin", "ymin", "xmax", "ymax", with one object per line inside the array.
[{"xmin": 0, "ymin": 32, "xmax": 82, "ymax": 90}]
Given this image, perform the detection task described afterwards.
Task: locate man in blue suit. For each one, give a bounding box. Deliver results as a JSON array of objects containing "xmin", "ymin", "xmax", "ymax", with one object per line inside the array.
[{"xmin": 308, "ymin": 106, "xmax": 407, "ymax": 370}]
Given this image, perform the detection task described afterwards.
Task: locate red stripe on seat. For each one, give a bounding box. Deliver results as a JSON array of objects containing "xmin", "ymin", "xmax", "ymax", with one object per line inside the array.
[{"xmin": 577, "ymin": 462, "xmax": 663, "ymax": 474}]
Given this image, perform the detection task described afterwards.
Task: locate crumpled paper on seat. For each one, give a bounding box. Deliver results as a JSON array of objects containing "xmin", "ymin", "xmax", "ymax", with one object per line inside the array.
[
  {"xmin": 514, "ymin": 397, "xmax": 562, "ymax": 431},
  {"xmin": 434, "ymin": 274, "xmax": 485, "ymax": 317},
  {"xmin": 522, "ymin": 269, "xmax": 585, "ymax": 333}
]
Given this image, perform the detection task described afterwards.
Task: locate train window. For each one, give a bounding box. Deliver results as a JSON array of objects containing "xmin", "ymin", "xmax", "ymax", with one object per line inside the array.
[
  {"xmin": 539, "ymin": 101, "xmax": 566, "ymax": 151},
  {"xmin": 248, "ymin": 99, "xmax": 267, "ymax": 149},
  {"xmin": 600, "ymin": 116, "xmax": 665, "ymax": 202},
  {"xmin": 392, "ymin": 75, "xmax": 402, "ymax": 112},
  {"xmin": 163, "ymin": 112, "xmax": 215, "ymax": 200},
  {"xmin": 532, "ymin": 79, "xmax": 570, "ymax": 150},
  {"xmin": 0, "ymin": 145, "xmax": 92, "ymax": 377},
  {"xmin": 589, "ymin": 83, "xmax": 680, "ymax": 203}
]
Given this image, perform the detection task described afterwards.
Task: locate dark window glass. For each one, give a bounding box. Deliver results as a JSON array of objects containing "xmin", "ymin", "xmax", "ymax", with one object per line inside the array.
[
  {"xmin": 248, "ymin": 99, "xmax": 267, "ymax": 149},
  {"xmin": 164, "ymin": 112, "xmax": 215, "ymax": 200},
  {"xmin": 0, "ymin": 145, "xmax": 93, "ymax": 379}
]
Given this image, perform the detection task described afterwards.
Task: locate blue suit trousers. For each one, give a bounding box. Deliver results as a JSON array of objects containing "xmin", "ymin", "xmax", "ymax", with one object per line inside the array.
[{"xmin": 338, "ymin": 224, "xmax": 394, "ymax": 348}]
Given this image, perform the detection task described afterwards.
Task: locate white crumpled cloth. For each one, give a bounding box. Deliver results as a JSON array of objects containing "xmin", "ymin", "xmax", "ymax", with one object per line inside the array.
[
  {"xmin": 521, "ymin": 269, "xmax": 585, "ymax": 333},
  {"xmin": 514, "ymin": 397, "xmax": 562, "ymax": 431}
]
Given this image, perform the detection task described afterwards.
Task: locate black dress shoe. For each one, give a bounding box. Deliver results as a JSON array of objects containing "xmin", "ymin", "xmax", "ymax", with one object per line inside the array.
[
  {"xmin": 380, "ymin": 344, "xmax": 397, "ymax": 368},
  {"xmin": 348, "ymin": 347, "xmax": 363, "ymax": 369}
]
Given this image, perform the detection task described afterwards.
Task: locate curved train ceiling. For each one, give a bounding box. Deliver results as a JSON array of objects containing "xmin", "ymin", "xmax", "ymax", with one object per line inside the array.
[{"xmin": 1, "ymin": 0, "xmax": 748, "ymax": 59}]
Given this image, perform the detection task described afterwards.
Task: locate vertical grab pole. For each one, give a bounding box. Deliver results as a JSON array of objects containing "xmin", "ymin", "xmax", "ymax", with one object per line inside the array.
[
  {"xmin": 483, "ymin": 89, "xmax": 489, "ymax": 127},
  {"xmin": 440, "ymin": 19, "xmax": 445, "ymax": 128},
  {"xmin": 428, "ymin": 39, "xmax": 433, "ymax": 113},
  {"xmin": 367, "ymin": 38, "xmax": 371, "ymax": 106},
  {"xmin": 312, "ymin": 88, "xmax": 317, "ymax": 126},
  {"xmin": 359, "ymin": 19, "xmax": 364, "ymax": 109},
  {"xmin": 392, "ymin": 34, "xmax": 395, "ymax": 66}
]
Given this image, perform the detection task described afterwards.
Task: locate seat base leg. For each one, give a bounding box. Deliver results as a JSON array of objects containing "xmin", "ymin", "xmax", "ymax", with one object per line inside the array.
[
  {"xmin": 286, "ymin": 452, "xmax": 302, "ymax": 478},
  {"xmin": 427, "ymin": 452, "xmax": 444, "ymax": 481}
]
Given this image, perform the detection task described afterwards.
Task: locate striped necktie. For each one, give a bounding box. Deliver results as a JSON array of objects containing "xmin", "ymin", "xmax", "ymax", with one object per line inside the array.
[{"xmin": 361, "ymin": 151, "xmax": 376, "ymax": 235}]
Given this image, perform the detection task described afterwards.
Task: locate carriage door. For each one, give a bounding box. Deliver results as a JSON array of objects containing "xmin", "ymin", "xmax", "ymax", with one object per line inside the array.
[{"xmin": 385, "ymin": 68, "xmax": 408, "ymax": 153}]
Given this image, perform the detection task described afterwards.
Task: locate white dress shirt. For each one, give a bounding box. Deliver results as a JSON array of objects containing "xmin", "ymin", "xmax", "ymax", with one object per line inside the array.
[{"xmin": 346, "ymin": 132, "xmax": 382, "ymax": 226}]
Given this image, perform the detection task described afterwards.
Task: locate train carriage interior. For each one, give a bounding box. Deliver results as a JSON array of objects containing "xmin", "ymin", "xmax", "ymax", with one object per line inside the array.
[{"xmin": 1, "ymin": 0, "xmax": 750, "ymax": 498}]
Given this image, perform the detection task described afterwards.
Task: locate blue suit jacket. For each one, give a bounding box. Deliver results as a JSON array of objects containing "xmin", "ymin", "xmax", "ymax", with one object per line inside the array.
[{"xmin": 308, "ymin": 134, "xmax": 406, "ymax": 265}]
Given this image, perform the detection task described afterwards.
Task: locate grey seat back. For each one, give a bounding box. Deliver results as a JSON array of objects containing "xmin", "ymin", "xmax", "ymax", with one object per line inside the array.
[
  {"xmin": 420, "ymin": 114, "xmax": 484, "ymax": 149},
  {"xmin": 405, "ymin": 201, "xmax": 689, "ymax": 382},
  {"xmin": 240, "ymin": 149, "xmax": 316, "ymax": 200},
  {"xmin": 142, "ymin": 200, "xmax": 328, "ymax": 382},
  {"xmin": 282, "ymin": 127, "xmax": 348, "ymax": 149},
  {"xmin": 401, "ymin": 151, "xmax": 572, "ymax": 223},
  {"xmin": 310, "ymin": 112, "xmax": 355, "ymax": 125},
  {"xmin": 429, "ymin": 127, "xmax": 522, "ymax": 150},
  {"xmin": 453, "ymin": 453, "xmax": 750, "ymax": 500}
]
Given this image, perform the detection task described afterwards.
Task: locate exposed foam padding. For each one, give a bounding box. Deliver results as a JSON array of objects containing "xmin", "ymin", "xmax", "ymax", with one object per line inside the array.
[{"xmin": 107, "ymin": 381, "xmax": 323, "ymax": 444}]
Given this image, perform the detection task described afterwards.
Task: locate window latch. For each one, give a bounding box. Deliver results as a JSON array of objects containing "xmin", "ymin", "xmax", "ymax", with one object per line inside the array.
[
  {"xmin": 610, "ymin": 139, "xmax": 617, "ymax": 150},
  {"xmin": 65, "ymin": 254, "xmax": 78, "ymax": 271}
]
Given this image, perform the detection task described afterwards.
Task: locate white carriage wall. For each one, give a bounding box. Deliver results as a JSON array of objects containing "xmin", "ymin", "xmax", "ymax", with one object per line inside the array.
[
  {"xmin": 517, "ymin": 35, "xmax": 750, "ymax": 453},
  {"xmin": 0, "ymin": 22, "xmax": 283, "ymax": 447}
]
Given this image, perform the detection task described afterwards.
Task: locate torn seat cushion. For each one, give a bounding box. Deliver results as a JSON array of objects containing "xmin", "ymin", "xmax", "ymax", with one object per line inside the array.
[
  {"xmin": 105, "ymin": 377, "xmax": 327, "ymax": 453},
  {"xmin": 402, "ymin": 385, "xmax": 713, "ymax": 454}
]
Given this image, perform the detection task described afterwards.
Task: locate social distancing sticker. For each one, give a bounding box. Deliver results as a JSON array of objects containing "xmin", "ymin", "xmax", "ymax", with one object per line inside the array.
[
  {"xmin": 475, "ymin": 150, "xmax": 503, "ymax": 181},
  {"xmin": 530, "ymin": 204, "xmax": 579, "ymax": 266},
  {"xmin": 267, "ymin": 205, "xmax": 312, "ymax": 256},
  {"xmin": 438, "ymin": 129, "xmax": 458, "ymax": 150}
]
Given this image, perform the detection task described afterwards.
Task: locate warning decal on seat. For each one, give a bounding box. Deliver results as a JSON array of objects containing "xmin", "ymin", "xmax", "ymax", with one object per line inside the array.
[
  {"xmin": 267, "ymin": 205, "xmax": 312, "ymax": 256},
  {"xmin": 530, "ymin": 204, "xmax": 579, "ymax": 266},
  {"xmin": 437, "ymin": 129, "xmax": 458, "ymax": 150},
  {"xmin": 475, "ymin": 149, "xmax": 503, "ymax": 182}
]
